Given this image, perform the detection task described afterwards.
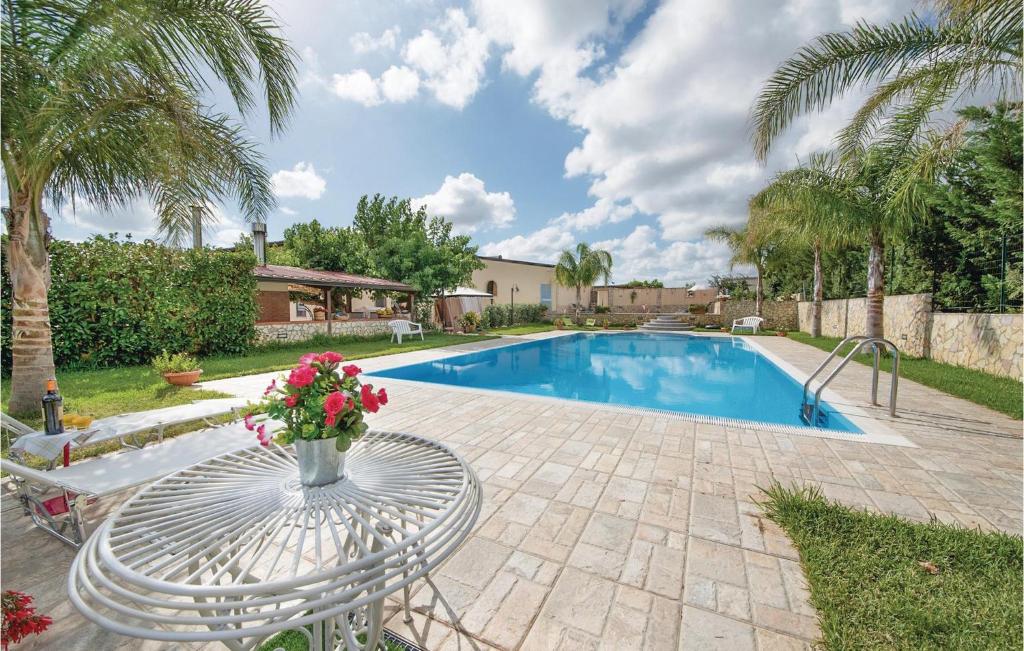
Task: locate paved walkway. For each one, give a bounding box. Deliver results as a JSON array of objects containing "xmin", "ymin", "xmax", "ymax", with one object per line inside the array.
[{"xmin": 3, "ymin": 333, "xmax": 1020, "ymax": 650}]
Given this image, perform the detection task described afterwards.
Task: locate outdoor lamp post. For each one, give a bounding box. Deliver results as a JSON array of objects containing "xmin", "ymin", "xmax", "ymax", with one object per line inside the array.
[{"xmin": 510, "ymin": 284, "xmax": 519, "ymax": 326}]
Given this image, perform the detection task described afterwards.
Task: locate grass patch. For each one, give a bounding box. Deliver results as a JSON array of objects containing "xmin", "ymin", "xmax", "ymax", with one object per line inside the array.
[
  {"xmin": 760, "ymin": 483, "xmax": 1023, "ymax": 650},
  {"xmin": 257, "ymin": 627, "xmax": 406, "ymax": 651},
  {"xmin": 486, "ymin": 322, "xmax": 557, "ymax": 335},
  {"xmin": 788, "ymin": 332, "xmax": 1023, "ymax": 419}
]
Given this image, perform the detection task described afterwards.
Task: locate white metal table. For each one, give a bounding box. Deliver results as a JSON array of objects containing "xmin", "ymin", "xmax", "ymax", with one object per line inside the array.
[{"xmin": 67, "ymin": 431, "xmax": 481, "ymax": 650}]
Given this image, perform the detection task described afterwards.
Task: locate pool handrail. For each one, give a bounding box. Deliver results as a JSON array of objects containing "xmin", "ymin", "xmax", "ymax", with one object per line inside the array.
[{"xmin": 801, "ymin": 336, "xmax": 900, "ymax": 426}]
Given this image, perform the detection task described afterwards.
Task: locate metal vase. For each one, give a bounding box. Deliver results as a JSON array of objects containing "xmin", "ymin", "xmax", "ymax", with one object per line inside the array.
[{"xmin": 294, "ymin": 438, "xmax": 346, "ymax": 487}]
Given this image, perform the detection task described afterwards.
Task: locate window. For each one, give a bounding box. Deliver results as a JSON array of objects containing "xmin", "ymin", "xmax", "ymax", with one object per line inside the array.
[
  {"xmin": 540, "ymin": 283, "xmax": 552, "ymax": 308},
  {"xmin": 485, "ymin": 280, "xmax": 497, "ymax": 300},
  {"xmin": 374, "ymin": 296, "xmax": 386, "ymax": 308}
]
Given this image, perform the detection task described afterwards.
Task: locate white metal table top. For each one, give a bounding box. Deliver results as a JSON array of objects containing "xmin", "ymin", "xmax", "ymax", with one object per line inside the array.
[{"xmin": 67, "ymin": 430, "xmax": 481, "ymax": 650}]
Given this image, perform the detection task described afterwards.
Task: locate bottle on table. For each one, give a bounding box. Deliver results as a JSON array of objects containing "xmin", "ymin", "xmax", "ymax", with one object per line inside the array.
[{"xmin": 42, "ymin": 379, "xmax": 64, "ymax": 435}]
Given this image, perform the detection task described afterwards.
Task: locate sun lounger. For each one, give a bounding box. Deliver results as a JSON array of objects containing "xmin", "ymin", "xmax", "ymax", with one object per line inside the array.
[
  {"xmin": 585, "ymin": 318, "xmax": 596, "ymax": 327},
  {"xmin": 562, "ymin": 317, "xmax": 574, "ymax": 327},
  {"xmin": 5, "ymin": 398, "xmax": 247, "ymax": 466},
  {"xmin": 0, "ymin": 419, "xmax": 278, "ymax": 547}
]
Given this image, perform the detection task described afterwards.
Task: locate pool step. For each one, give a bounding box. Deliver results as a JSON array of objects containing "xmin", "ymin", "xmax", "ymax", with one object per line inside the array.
[{"xmin": 640, "ymin": 315, "xmax": 694, "ymax": 332}]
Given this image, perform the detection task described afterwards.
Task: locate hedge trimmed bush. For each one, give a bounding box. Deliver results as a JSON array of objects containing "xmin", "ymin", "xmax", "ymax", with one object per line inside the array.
[
  {"xmin": 481, "ymin": 303, "xmax": 548, "ymax": 329},
  {"xmin": 2, "ymin": 235, "xmax": 258, "ymax": 370}
]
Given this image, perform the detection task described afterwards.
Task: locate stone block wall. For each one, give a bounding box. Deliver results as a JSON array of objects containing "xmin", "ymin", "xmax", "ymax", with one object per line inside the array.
[
  {"xmin": 721, "ymin": 300, "xmax": 798, "ymax": 331},
  {"xmin": 929, "ymin": 313, "xmax": 1022, "ymax": 379},
  {"xmin": 254, "ymin": 320, "xmax": 391, "ymax": 343},
  {"xmin": 797, "ymin": 293, "xmax": 932, "ymax": 357},
  {"xmin": 797, "ymin": 293, "xmax": 1022, "ymax": 378}
]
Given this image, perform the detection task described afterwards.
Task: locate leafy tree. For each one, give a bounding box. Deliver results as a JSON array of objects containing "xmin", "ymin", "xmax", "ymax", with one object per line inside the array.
[
  {"xmin": 352, "ymin": 194, "xmax": 482, "ymax": 298},
  {"xmin": 554, "ymin": 243, "xmax": 613, "ymax": 318},
  {"xmin": 282, "ymin": 220, "xmax": 374, "ymax": 276},
  {"xmin": 709, "ymin": 275, "xmax": 754, "ymax": 301},
  {"xmin": 752, "ymin": 1, "xmax": 1021, "ymax": 219},
  {"xmin": 624, "ymin": 279, "xmax": 664, "ymax": 288},
  {"xmin": 1, "ymin": 0, "xmax": 296, "ymax": 414}
]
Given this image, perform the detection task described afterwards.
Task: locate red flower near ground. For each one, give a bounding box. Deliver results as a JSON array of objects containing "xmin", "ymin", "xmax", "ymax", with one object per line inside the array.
[
  {"xmin": 324, "ymin": 391, "xmax": 346, "ymax": 416},
  {"xmin": 1, "ymin": 591, "xmax": 51, "ymax": 649},
  {"xmin": 284, "ymin": 394, "xmax": 299, "ymax": 408},
  {"xmin": 243, "ymin": 414, "xmax": 256, "ymax": 431},
  {"xmin": 360, "ymin": 384, "xmax": 380, "ymax": 413},
  {"xmin": 287, "ymin": 364, "xmax": 317, "ymax": 388},
  {"xmin": 256, "ymin": 424, "xmax": 270, "ymax": 447},
  {"xmin": 263, "ymin": 379, "xmax": 277, "ymax": 396},
  {"xmin": 342, "ymin": 364, "xmax": 362, "ymax": 377},
  {"xmin": 298, "ymin": 352, "xmax": 319, "ymax": 366},
  {"xmin": 318, "ymin": 351, "xmax": 344, "ymax": 364},
  {"xmin": 376, "ymin": 388, "xmax": 388, "ymax": 406}
]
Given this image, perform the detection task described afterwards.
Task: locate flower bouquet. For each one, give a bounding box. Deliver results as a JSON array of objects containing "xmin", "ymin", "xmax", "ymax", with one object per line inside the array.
[{"xmin": 247, "ymin": 351, "xmax": 388, "ymax": 486}]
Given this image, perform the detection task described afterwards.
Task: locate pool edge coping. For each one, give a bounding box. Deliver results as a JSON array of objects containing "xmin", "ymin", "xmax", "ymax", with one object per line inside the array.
[{"xmin": 367, "ymin": 331, "xmax": 917, "ymax": 448}]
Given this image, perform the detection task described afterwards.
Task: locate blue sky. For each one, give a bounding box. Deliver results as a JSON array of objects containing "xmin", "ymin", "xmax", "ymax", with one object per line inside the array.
[{"xmin": 49, "ymin": 0, "xmax": 917, "ymax": 286}]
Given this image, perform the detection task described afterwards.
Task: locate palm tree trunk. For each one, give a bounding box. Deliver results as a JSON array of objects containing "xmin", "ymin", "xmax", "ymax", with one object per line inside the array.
[
  {"xmin": 5, "ymin": 191, "xmax": 58, "ymax": 416},
  {"xmin": 811, "ymin": 240, "xmax": 823, "ymax": 338},
  {"xmin": 575, "ymin": 285, "xmax": 582, "ymax": 321},
  {"xmin": 754, "ymin": 265, "xmax": 764, "ymax": 318},
  {"xmin": 866, "ymin": 229, "xmax": 885, "ymax": 339}
]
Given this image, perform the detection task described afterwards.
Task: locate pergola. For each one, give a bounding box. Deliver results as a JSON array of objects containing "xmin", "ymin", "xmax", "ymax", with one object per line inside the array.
[{"xmin": 253, "ymin": 264, "xmax": 416, "ymax": 335}]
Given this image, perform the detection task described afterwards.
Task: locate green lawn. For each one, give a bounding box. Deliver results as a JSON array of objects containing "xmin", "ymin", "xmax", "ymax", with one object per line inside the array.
[
  {"xmin": 486, "ymin": 322, "xmax": 557, "ymax": 335},
  {"xmin": 1, "ymin": 332, "xmax": 493, "ymax": 429},
  {"xmin": 788, "ymin": 332, "xmax": 1023, "ymax": 419},
  {"xmin": 760, "ymin": 483, "xmax": 1023, "ymax": 650}
]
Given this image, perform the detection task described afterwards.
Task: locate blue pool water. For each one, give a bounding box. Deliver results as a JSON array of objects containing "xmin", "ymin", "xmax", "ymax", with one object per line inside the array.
[{"xmin": 369, "ymin": 333, "xmax": 862, "ymax": 433}]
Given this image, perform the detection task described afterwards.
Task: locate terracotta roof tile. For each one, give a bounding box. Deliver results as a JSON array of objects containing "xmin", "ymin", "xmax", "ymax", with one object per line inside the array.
[{"xmin": 253, "ymin": 265, "xmax": 414, "ymax": 292}]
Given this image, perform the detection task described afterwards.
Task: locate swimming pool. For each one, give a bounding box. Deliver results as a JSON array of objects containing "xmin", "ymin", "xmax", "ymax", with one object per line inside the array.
[{"xmin": 369, "ymin": 332, "xmax": 862, "ymax": 433}]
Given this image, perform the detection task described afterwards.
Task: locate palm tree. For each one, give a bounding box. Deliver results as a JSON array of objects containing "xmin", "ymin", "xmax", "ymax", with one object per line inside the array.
[
  {"xmin": 2, "ymin": 0, "xmax": 297, "ymax": 414},
  {"xmin": 750, "ymin": 155, "xmax": 855, "ymax": 337},
  {"xmin": 752, "ymin": 0, "xmax": 1021, "ymax": 214},
  {"xmin": 704, "ymin": 225, "xmax": 773, "ymax": 317},
  {"xmin": 554, "ymin": 243, "xmax": 613, "ymax": 319},
  {"xmin": 750, "ymin": 151, "xmax": 913, "ymax": 338}
]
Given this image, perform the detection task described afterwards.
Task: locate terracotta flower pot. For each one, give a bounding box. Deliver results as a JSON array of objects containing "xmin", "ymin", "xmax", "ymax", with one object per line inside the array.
[
  {"xmin": 776, "ymin": 331, "xmax": 788, "ymax": 337},
  {"xmin": 163, "ymin": 370, "xmax": 203, "ymax": 386}
]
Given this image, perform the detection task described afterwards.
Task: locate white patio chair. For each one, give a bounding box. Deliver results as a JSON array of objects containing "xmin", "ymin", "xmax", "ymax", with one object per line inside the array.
[
  {"xmin": 388, "ymin": 319, "xmax": 424, "ymax": 344},
  {"xmin": 0, "ymin": 419, "xmax": 278, "ymax": 547},
  {"xmin": 731, "ymin": 316, "xmax": 764, "ymax": 334}
]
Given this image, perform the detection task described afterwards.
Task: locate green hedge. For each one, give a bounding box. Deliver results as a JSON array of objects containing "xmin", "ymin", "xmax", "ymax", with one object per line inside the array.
[
  {"xmin": 2, "ymin": 235, "xmax": 258, "ymax": 370},
  {"xmin": 481, "ymin": 303, "xmax": 548, "ymax": 329}
]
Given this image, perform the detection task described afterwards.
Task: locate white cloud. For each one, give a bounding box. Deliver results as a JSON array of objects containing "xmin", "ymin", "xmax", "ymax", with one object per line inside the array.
[
  {"xmin": 271, "ymin": 162, "xmax": 327, "ymax": 200},
  {"xmin": 594, "ymin": 225, "xmax": 738, "ymax": 285},
  {"xmin": 478, "ymin": 225, "xmax": 574, "ymax": 262},
  {"xmin": 350, "ymin": 26, "xmax": 400, "ymax": 54},
  {"xmin": 414, "ymin": 172, "xmax": 515, "ymax": 233},
  {"xmin": 380, "ymin": 65, "xmax": 421, "ymax": 102},
  {"xmin": 279, "ymin": 206, "xmax": 297, "ymax": 216},
  {"xmin": 402, "ymin": 8, "xmax": 490, "ymax": 109},
  {"xmin": 330, "ymin": 69, "xmax": 382, "ymax": 106},
  {"xmin": 55, "ymin": 198, "xmax": 158, "ymax": 240},
  {"xmin": 554, "ymin": 198, "xmax": 636, "ymax": 231}
]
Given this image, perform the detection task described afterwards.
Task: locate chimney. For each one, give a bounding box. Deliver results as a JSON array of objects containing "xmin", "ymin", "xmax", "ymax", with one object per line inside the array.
[
  {"xmin": 252, "ymin": 222, "xmax": 267, "ymax": 266},
  {"xmin": 190, "ymin": 205, "xmax": 203, "ymax": 250}
]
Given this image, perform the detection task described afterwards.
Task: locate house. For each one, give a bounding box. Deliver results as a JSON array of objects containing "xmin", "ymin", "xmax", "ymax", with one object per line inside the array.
[
  {"xmin": 471, "ymin": 255, "xmax": 585, "ymax": 312},
  {"xmin": 249, "ymin": 223, "xmax": 416, "ymax": 342},
  {"xmin": 594, "ymin": 283, "xmax": 720, "ymax": 313}
]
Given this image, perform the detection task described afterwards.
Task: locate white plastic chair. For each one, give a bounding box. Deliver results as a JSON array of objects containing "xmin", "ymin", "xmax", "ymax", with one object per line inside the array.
[
  {"xmin": 388, "ymin": 319, "xmax": 424, "ymax": 344},
  {"xmin": 731, "ymin": 316, "xmax": 764, "ymax": 334}
]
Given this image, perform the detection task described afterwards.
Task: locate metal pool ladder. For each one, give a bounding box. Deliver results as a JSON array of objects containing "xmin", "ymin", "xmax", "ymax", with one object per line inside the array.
[{"xmin": 800, "ymin": 336, "xmax": 900, "ymax": 427}]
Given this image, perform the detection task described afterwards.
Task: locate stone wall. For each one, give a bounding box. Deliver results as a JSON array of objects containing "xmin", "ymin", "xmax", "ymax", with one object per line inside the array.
[
  {"xmin": 797, "ymin": 293, "xmax": 932, "ymax": 357},
  {"xmin": 254, "ymin": 320, "xmax": 391, "ymax": 343},
  {"xmin": 721, "ymin": 300, "xmax": 798, "ymax": 331},
  {"xmin": 796, "ymin": 292, "xmax": 1022, "ymax": 377},
  {"xmin": 929, "ymin": 313, "xmax": 1022, "ymax": 379}
]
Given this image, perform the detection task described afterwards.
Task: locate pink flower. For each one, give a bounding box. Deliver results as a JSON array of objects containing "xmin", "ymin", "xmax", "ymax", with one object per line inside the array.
[
  {"xmin": 342, "ymin": 364, "xmax": 362, "ymax": 377},
  {"xmin": 376, "ymin": 387, "xmax": 388, "ymax": 406},
  {"xmin": 360, "ymin": 384, "xmax": 380, "ymax": 413},
  {"xmin": 298, "ymin": 352, "xmax": 319, "ymax": 366},
  {"xmin": 256, "ymin": 424, "xmax": 269, "ymax": 447},
  {"xmin": 263, "ymin": 379, "xmax": 277, "ymax": 396},
  {"xmin": 244, "ymin": 414, "xmax": 256, "ymax": 431},
  {"xmin": 284, "ymin": 394, "xmax": 299, "ymax": 408},
  {"xmin": 287, "ymin": 364, "xmax": 317, "ymax": 388},
  {"xmin": 318, "ymin": 351, "xmax": 344, "ymax": 364},
  {"xmin": 325, "ymin": 412, "xmax": 336, "ymax": 426},
  {"xmin": 324, "ymin": 391, "xmax": 346, "ymax": 416}
]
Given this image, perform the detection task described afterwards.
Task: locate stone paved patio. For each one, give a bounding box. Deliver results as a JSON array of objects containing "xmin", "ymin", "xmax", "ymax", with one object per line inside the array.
[{"xmin": 3, "ymin": 332, "xmax": 1021, "ymax": 650}]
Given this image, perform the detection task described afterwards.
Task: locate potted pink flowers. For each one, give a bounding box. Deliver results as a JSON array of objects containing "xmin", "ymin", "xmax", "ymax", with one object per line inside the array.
[{"xmin": 247, "ymin": 351, "xmax": 388, "ymax": 487}]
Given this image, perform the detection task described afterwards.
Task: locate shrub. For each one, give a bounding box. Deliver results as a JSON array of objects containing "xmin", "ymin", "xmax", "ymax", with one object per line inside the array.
[
  {"xmin": 595, "ymin": 305, "xmax": 610, "ymax": 314},
  {"xmin": 151, "ymin": 351, "xmax": 201, "ymax": 374},
  {"xmin": 481, "ymin": 303, "xmax": 548, "ymax": 328},
  {"xmin": 459, "ymin": 311, "xmax": 481, "ymax": 329},
  {"xmin": 2, "ymin": 235, "xmax": 258, "ymax": 371}
]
